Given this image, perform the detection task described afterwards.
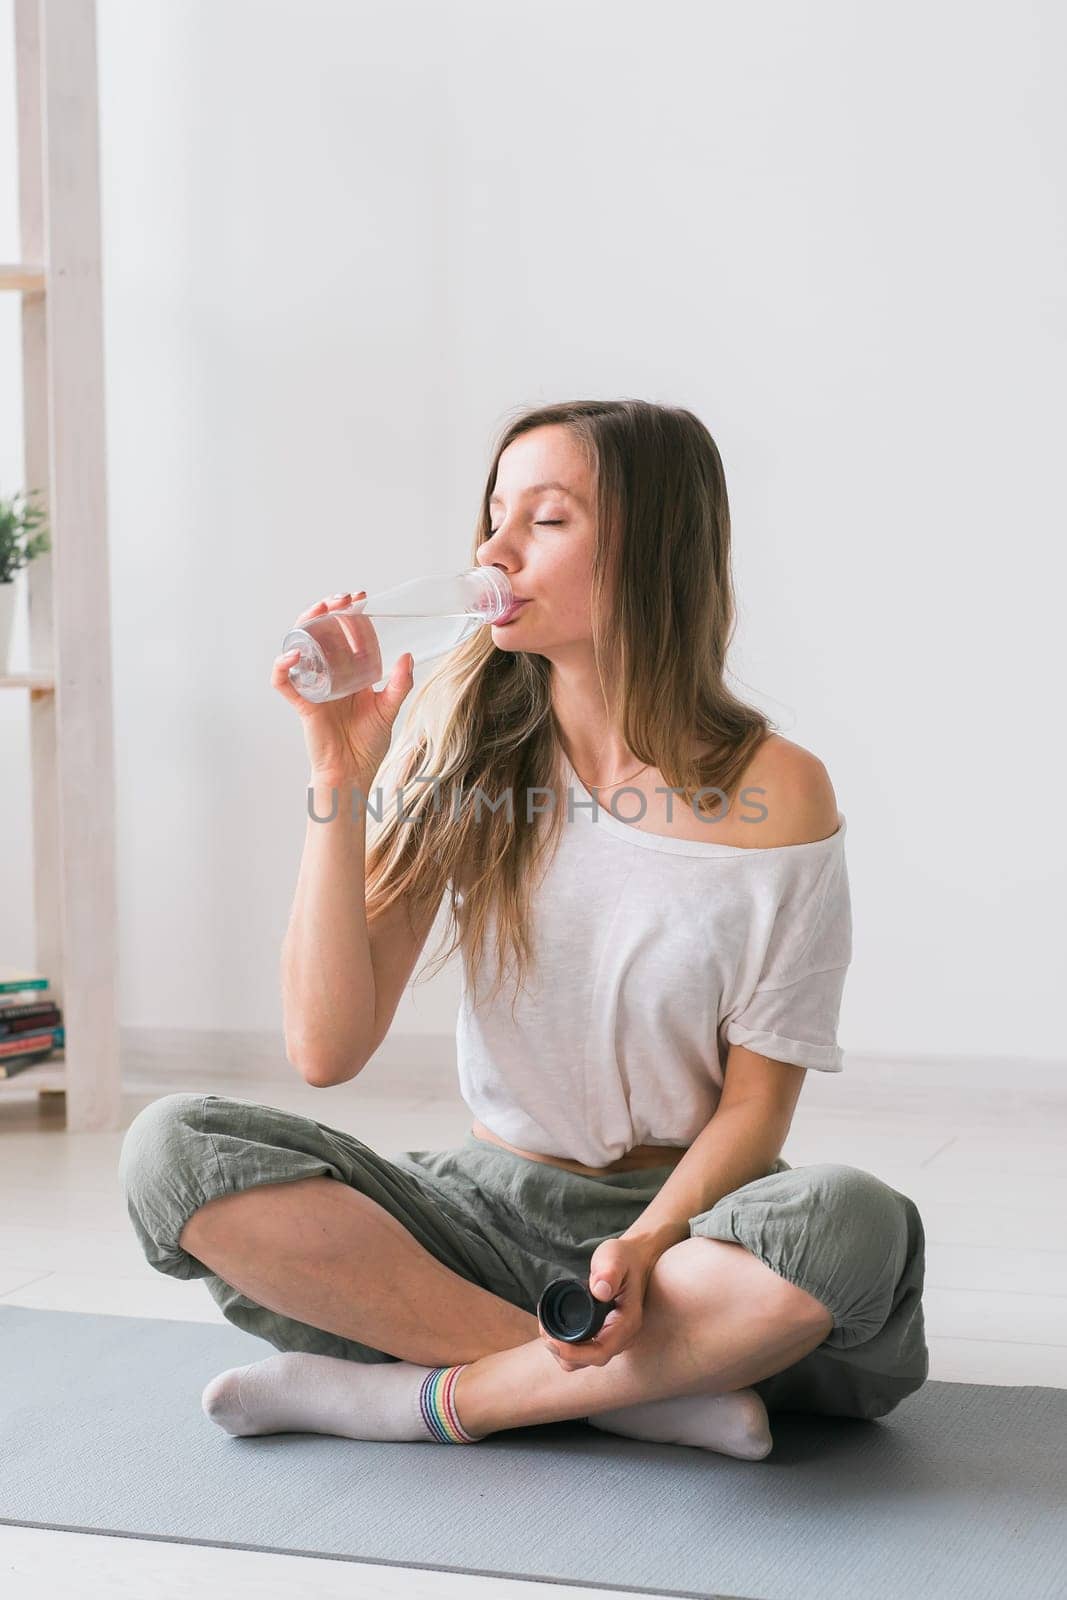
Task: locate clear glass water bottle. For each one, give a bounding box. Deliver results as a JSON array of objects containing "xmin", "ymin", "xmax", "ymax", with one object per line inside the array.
[{"xmin": 283, "ymin": 567, "xmax": 515, "ymax": 703}]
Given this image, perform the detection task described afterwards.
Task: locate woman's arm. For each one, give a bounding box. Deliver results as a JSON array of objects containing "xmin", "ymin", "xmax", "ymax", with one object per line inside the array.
[
  {"xmin": 281, "ymin": 774, "xmax": 379, "ymax": 1085},
  {"xmin": 618, "ymin": 1048, "xmax": 808, "ymax": 1258}
]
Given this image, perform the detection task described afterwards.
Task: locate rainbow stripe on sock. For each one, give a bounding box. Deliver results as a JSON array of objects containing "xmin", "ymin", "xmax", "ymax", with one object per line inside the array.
[{"xmin": 418, "ymin": 1363, "xmax": 481, "ymax": 1443}]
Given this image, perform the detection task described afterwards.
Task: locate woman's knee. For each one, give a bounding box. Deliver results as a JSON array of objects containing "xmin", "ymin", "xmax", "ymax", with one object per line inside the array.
[
  {"xmin": 693, "ymin": 1161, "xmax": 920, "ymax": 1348},
  {"xmin": 118, "ymin": 1092, "xmax": 208, "ymax": 1202},
  {"xmin": 796, "ymin": 1162, "xmax": 917, "ymax": 1346},
  {"xmin": 118, "ymin": 1093, "xmax": 223, "ymax": 1279}
]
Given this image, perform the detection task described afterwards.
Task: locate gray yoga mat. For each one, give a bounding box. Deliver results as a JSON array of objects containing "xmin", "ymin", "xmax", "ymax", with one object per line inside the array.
[{"xmin": 0, "ymin": 1305, "xmax": 1062, "ymax": 1600}]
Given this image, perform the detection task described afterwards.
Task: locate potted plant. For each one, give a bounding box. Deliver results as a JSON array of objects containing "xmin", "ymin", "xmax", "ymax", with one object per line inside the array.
[{"xmin": 0, "ymin": 488, "xmax": 51, "ymax": 672}]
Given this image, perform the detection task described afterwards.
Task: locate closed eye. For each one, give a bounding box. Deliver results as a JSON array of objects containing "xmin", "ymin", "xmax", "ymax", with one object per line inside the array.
[{"xmin": 488, "ymin": 520, "xmax": 565, "ymax": 535}]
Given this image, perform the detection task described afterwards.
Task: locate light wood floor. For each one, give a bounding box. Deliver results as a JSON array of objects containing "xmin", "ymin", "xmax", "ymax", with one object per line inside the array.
[{"xmin": 1, "ymin": 1054, "xmax": 1064, "ymax": 1599}]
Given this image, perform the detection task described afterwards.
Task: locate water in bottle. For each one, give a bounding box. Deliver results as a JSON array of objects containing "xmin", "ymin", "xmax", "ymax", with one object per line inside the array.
[{"xmin": 283, "ymin": 567, "xmax": 515, "ymax": 702}]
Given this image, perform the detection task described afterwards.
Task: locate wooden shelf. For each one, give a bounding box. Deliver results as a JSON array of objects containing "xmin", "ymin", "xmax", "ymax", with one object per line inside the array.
[
  {"xmin": 0, "ymin": 672, "xmax": 55, "ymax": 692},
  {"xmin": 0, "ymin": 1050, "xmax": 66, "ymax": 1094},
  {"xmin": 1, "ymin": 0, "xmax": 121, "ymax": 1133},
  {"xmin": 0, "ymin": 263, "xmax": 46, "ymax": 293}
]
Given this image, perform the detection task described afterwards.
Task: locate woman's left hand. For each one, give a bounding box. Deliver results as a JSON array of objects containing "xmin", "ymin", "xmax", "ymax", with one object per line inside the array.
[{"xmin": 540, "ymin": 1237, "xmax": 659, "ymax": 1372}]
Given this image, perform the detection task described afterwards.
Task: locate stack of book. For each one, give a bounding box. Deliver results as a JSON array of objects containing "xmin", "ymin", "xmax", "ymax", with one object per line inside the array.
[{"xmin": 0, "ymin": 967, "xmax": 65, "ymax": 1078}]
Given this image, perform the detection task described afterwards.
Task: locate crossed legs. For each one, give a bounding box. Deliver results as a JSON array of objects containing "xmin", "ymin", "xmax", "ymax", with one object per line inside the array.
[{"xmin": 179, "ymin": 1174, "xmax": 834, "ymax": 1436}]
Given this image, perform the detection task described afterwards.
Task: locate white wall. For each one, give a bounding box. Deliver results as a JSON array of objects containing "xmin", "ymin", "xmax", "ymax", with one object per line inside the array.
[{"xmin": 1, "ymin": 0, "xmax": 1064, "ymax": 1060}]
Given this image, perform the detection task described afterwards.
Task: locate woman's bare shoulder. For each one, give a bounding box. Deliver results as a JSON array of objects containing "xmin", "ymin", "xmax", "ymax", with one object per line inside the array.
[{"xmin": 733, "ymin": 735, "xmax": 840, "ymax": 846}]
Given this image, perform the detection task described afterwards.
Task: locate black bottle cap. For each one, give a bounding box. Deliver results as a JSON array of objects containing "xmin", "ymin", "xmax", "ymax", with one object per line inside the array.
[{"xmin": 537, "ymin": 1276, "xmax": 617, "ymax": 1343}]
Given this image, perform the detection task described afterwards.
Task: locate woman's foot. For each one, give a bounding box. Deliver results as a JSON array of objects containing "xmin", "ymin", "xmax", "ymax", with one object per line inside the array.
[
  {"xmin": 201, "ymin": 1352, "xmax": 485, "ymax": 1443},
  {"xmin": 587, "ymin": 1385, "xmax": 773, "ymax": 1459}
]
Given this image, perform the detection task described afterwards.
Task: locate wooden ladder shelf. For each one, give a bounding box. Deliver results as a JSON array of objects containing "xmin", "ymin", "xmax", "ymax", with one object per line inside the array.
[{"xmin": 1, "ymin": 0, "xmax": 120, "ymax": 1131}]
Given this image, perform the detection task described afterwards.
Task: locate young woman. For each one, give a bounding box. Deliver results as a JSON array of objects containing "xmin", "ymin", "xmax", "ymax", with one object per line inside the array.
[{"xmin": 119, "ymin": 399, "xmax": 928, "ymax": 1459}]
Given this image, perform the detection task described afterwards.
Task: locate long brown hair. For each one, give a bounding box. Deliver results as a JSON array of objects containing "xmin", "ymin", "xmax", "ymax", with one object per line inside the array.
[{"xmin": 364, "ymin": 398, "xmax": 774, "ymax": 1019}]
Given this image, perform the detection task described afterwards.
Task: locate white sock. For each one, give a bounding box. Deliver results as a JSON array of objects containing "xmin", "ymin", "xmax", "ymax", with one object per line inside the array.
[
  {"xmin": 587, "ymin": 1386, "xmax": 773, "ymax": 1460},
  {"xmin": 201, "ymin": 1353, "xmax": 485, "ymax": 1443}
]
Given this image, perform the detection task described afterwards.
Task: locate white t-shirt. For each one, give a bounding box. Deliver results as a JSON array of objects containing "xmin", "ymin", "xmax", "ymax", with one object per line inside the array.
[{"xmin": 454, "ymin": 750, "xmax": 852, "ymax": 1168}]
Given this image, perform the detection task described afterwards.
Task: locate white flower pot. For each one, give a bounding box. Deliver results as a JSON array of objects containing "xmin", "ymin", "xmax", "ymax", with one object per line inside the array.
[{"xmin": 0, "ymin": 580, "xmax": 17, "ymax": 674}]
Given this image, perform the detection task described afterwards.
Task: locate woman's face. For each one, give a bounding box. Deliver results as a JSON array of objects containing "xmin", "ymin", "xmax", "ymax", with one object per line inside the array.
[{"xmin": 476, "ymin": 424, "xmax": 597, "ymax": 657}]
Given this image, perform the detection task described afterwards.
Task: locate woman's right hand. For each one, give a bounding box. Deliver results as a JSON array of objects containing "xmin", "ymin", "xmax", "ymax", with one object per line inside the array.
[{"xmin": 272, "ymin": 590, "xmax": 415, "ymax": 785}]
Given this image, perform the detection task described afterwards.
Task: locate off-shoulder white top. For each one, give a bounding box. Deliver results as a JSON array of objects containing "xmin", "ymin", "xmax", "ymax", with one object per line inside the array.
[{"xmin": 453, "ymin": 751, "xmax": 852, "ymax": 1168}]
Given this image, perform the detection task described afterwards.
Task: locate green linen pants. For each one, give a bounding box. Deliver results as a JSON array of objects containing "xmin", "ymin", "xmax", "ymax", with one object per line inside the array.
[{"xmin": 118, "ymin": 1092, "xmax": 928, "ymax": 1422}]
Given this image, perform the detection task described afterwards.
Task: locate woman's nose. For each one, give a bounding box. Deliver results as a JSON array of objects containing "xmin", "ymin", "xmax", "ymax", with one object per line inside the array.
[{"xmin": 478, "ymin": 532, "xmax": 512, "ymax": 566}]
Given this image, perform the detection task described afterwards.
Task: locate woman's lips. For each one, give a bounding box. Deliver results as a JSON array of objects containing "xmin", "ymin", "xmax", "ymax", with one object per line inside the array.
[{"xmin": 495, "ymin": 599, "xmax": 530, "ymax": 624}]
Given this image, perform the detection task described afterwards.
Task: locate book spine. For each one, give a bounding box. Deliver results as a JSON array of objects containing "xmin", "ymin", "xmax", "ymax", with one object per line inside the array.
[
  {"xmin": 0, "ymin": 1008, "xmax": 62, "ymax": 1037},
  {"xmin": 0, "ymin": 997, "xmax": 59, "ymax": 1018},
  {"xmin": 0, "ymin": 1025, "xmax": 64, "ymax": 1071},
  {"xmin": 0, "ymin": 1049, "xmax": 56, "ymax": 1079}
]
